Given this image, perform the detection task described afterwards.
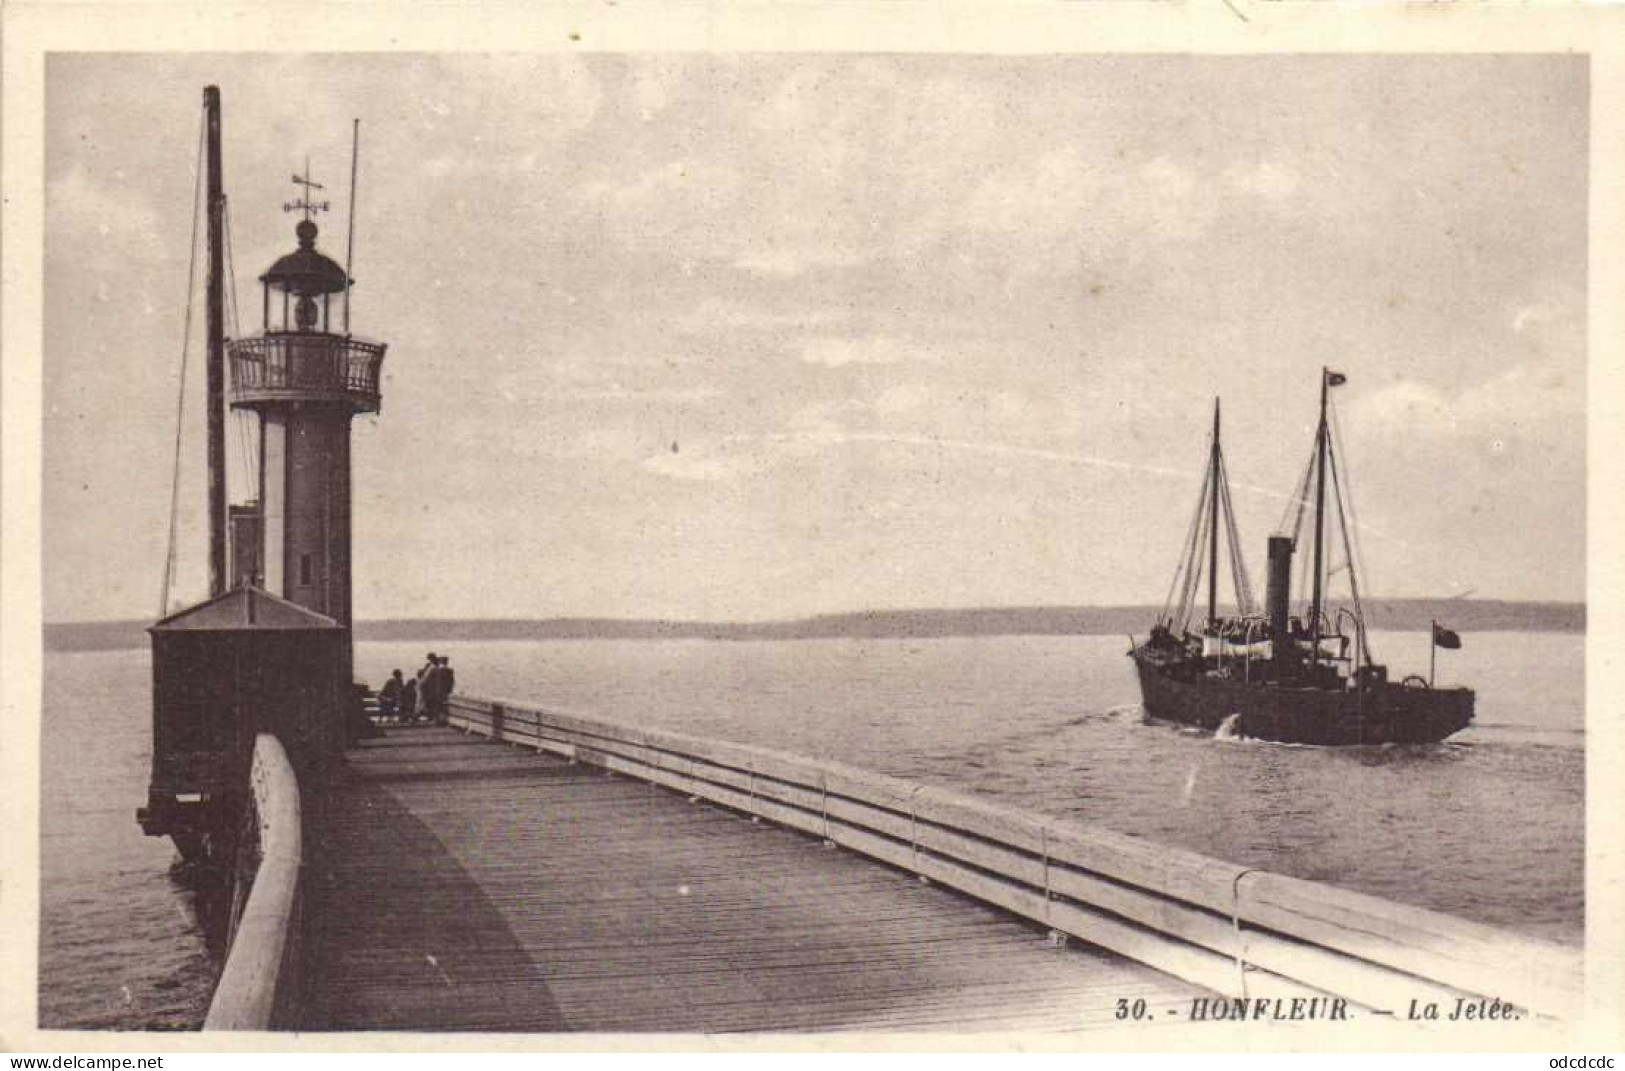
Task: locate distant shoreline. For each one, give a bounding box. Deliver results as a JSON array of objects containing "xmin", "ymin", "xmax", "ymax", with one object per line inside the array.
[{"xmin": 43, "ymin": 600, "xmax": 1585, "ymax": 652}]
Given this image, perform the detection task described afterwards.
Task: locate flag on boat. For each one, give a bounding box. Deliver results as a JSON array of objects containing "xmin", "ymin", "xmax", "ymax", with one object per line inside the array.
[
  {"xmin": 1432, "ymin": 623, "xmax": 1462, "ymax": 650},
  {"xmin": 1326, "ymin": 370, "xmax": 1348, "ymax": 387}
]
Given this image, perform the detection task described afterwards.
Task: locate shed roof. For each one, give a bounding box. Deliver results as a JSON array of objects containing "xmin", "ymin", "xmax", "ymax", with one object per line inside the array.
[{"xmin": 151, "ymin": 586, "xmax": 341, "ymax": 633}]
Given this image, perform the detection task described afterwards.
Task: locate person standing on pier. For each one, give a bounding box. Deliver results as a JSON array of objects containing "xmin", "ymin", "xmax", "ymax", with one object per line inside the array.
[
  {"xmin": 439, "ymin": 656, "xmax": 456, "ymax": 719},
  {"xmin": 379, "ymin": 669, "xmax": 404, "ymax": 721},
  {"xmin": 421, "ymin": 656, "xmax": 446, "ymax": 724},
  {"xmin": 400, "ymin": 674, "xmax": 419, "ymax": 724},
  {"xmin": 416, "ymin": 653, "xmax": 437, "ymax": 720}
]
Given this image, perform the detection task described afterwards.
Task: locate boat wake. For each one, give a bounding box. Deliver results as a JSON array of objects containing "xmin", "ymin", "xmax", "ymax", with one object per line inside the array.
[
  {"xmin": 1209, "ymin": 713, "xmax": 1317, "ymax": 749},
  {"xmin": 1052, "ymin": 703, "xmax": 1142, "ymax": 729}
]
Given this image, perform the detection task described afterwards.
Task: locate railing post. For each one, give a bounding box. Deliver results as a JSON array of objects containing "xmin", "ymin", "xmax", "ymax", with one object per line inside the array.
[
  {"xmin": 908, "ymin": 784, "xmax": 925, "ymax": 872},
  {"xmin": 820, "ymin": 771, "xmax": 831, "ymax": 845},
  {"xmin": 1041, "ymin": 825, "xmax": 1052, "ymax": 927},
  {"xmin": 1230, "ymin": 868, "xmax": 1260, "ymax": 999}
]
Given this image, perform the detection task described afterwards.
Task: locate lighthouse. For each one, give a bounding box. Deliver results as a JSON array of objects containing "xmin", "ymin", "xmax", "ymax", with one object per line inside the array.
[
  {"xmin": 140, "ymin": 91, "xmax": 378, "ymax": 860},
  {"xmin": 228, "ymin": 209, "xmax": 387, "ymax": 627}
]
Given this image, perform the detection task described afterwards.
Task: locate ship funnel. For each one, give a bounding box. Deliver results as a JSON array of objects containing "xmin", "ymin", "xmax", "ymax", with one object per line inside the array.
[{"xmin": 1266, "ymin": 536, "xmax": 1293, "ymax": 660}]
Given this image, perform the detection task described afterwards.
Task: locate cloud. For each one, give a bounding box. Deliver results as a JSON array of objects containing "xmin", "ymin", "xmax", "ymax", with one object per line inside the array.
[
  {"xmin": 1353, "ymin": 361, "xmax": 1582, "ymax": 448},
  {"xmin": 576, "ymin": 157, "xmax": 753, "ymax": 258},
  {"xmin": 1511, "ymin": 306, "xmax": 1544, "ymax": 333},
  {"xmin": 641, "ymin": 442, "xmax": 767, "ymax": 483},
  {"xmin": 794, "ymin": 377, "xmax": 1101, "ymax": 447},
  {"xmin": 873, "ymin": 382, "xmax": 931, "ymax": 416},
  {"xmin": 674, "ymin": 296, "xmax": 847, "ymax": 334},
  {"xmin": 740, "ymin": 429, "xmax": 1197, "ymax": 484},
  {"xmin": 946, "ymin": 148, "xmax": 1216, "ymax": 279},
  {"xmin": 546, "ymin": 384, "xmax": 722, "ymax": 404},
  {"xmin": 1511, "ymin": 300, "xmax": 1567, "ymax": 335},
  {"xmin": 875, "ymin": 384, "xmax": 1045, "ymax": 431},
  {"xmin": 627, "ymin": 54, "xmax": 691, "ymax": 118},
  {"xmin": 733, "ymin": 246, "xmax": 867, "ymax": 278},
  {"xmin": 580, "ymin": 158, "xmax": 743, "ymax": 216},
  {"xmin": 643, "ymin": 385, "xmax": 1140, "ymax": 486},
  {"xmin": 457, "ymin": 53, "xmax": 603, "ymax": 133},
  {"xmin": 1130, "ymin": 156, "xmax": 1215, "ymax": 242},
  {"xmin": 748, "ymin": 61, "xmax": 887, "ymax": 141},
  {"xmin": 799, "ymin": 335, "xmax": 941, "ymax": 368},
  {"xmin": 958, "ymin": 146, "xmax": 1085, "ymax": 239},
  {"xmin": 555, "ymin": 426, "xmax": 643, "ymax": 462},
  {"xmin": 48, "ymin": 163, "xmax": 164, "ymax": 248},
  {"xmin": 1224, "ymin": 159, "xmax": 1302, "ymax": 200},
  {"xmin": 1462, "ymin": 363, "xmax": 1582, "ymax": 429}
]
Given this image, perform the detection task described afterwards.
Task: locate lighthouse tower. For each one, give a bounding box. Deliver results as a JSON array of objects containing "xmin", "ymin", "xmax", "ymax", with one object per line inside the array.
[
  {"xmin": 228, "ymin": 211, "xmax": 386, "ymax": 627},
  {"xmin": 140, "ymin": 98, "xmax": 381, "ymax": 859}
]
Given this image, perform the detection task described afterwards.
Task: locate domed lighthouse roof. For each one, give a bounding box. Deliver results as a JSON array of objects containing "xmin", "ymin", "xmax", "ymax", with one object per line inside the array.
[{"xmin": 261, "ymin": 219, "xmax": 351, "ymax": 296}]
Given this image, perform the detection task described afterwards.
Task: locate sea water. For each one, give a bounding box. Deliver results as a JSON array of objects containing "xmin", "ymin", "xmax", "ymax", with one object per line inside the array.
[{"xmin": 39, "ymin": 630, "xmax": 1582, "ymax": 1029}]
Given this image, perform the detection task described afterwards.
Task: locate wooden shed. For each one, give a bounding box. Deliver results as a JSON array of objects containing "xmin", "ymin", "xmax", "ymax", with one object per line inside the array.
[{"xmin": 138, "ymin": 586, "xmax": 345, "ymax": 854}]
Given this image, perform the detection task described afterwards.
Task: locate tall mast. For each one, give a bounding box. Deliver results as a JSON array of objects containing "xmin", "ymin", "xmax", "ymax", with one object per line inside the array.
[
  {"xmin": 204, "ymin": 86, "xmax": 227, "ymax": 597},
  {"xmin": 1207, "ymin": 398, "xmax": 1220, "ymax": 631},
  {"xmin": 1308, "ymin": 367, "xmax": 1329, "ymax": 667}
]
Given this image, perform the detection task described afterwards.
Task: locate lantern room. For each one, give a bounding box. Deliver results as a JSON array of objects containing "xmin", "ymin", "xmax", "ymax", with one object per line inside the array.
[
  {"xmin": 260, "ymin": 218, "xmax": 349, "ymax": 333},
  {"xmin": 229, "ymin": 219, "xmax": 386, "ymax": 414}
]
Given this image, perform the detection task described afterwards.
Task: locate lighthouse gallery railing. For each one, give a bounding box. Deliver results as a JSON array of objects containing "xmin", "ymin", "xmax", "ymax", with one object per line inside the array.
[{"xmin": 228, "ymin": 334, "xmax": 386, "ymax": 409}]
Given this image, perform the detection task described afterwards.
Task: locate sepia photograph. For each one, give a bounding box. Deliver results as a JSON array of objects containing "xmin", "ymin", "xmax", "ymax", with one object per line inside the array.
[{"xmin": 4, "ymin": 9, "xmax": 1620, "ymax": 1053}]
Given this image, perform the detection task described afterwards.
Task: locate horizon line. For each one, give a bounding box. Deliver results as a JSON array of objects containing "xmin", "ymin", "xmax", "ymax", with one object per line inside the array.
[{"xmin": 43, "ymin": 595, "xmax": 1587, "ymax": 630}]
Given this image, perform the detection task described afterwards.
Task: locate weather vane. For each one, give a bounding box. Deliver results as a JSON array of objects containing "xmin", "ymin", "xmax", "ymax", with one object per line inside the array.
[{"xmin": 283, "ymin": 156, "xmax": 331, "ymax": 221}]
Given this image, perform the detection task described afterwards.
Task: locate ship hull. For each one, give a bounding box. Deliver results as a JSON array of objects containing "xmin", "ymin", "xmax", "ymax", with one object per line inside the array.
[{"xmin": 1132, "ymin": 653, "xmax": 1474, "ymax": 745}]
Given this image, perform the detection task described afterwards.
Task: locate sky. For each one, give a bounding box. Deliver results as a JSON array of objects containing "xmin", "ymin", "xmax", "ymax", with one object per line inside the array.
[{"xmin": 42, "ymin": 53, "xmax": 1587, "ymax": 623}]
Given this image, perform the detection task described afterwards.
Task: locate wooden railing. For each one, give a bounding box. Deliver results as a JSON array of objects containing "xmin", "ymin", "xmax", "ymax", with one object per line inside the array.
[
  {"xmin": 204, "ymin": 733, "xmax": 306, "ymax": 1031},
  {"xmin": 448, "ymin": 693, "xmax": 1581, "ymax": 1020}
]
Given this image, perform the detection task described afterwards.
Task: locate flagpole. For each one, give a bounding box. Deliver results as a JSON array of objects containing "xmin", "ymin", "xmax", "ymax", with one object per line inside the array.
[
  {"xmin": 1430, "ymin": 619, "xmax": 1437, "ymax": 687},
  {"xmin": 344, "ymin": 118, "xmax": 359, "ymax": 336},
  {"xmin": 1309, "ymin": 369, "xmax": 1329, "ymax": 674}
]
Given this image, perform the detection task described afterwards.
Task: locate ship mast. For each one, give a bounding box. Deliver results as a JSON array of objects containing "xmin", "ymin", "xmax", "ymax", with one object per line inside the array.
[
  {"xmin": 1207, "ymin": 398, "xmax": 1220, "ymax": 631},
  {"xmin": 1308, "ymin": 367, "xmax": 1330, "ymax": 669},
  {"xmin": 1160, "ymin": 396, "xmax": 1255, "ymax": 637},
  {"xmin": 204, "ymin": 87, "xmax": 228, "ymax": 597}
]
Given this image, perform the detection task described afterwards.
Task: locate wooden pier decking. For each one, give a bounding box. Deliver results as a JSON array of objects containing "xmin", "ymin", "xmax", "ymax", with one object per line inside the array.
[{"xmin": 308, "ymin": 725, "xmax": 1205, "ymax": 1033}]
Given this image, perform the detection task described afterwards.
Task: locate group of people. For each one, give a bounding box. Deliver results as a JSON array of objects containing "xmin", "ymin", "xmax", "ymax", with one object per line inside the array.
[{"xmin": 377, "ymin": 652, "xmax": 457, "ymax": 725}]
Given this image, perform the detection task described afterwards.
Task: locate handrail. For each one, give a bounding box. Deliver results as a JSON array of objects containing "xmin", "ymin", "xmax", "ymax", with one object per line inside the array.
[
  {"xmin": 227, "ymin": 333, "xmax": 386, "ymax": 404},
  {"xmin": 447, "ymin": 693, "xmax": 1581, "ymax": 1020},
  {"xmin": 204, "ymin": 733, "xmax": 305, "ymax": 1031}
]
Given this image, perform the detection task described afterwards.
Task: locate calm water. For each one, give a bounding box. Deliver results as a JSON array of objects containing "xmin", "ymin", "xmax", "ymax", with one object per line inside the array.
[
  {"xmin": 41, "ymin": 630, "xmax": 1583, "ymax": 1029},
  {"xmin": 40, "ymin": 650, "xmax": 217, "ymax": 1031}
]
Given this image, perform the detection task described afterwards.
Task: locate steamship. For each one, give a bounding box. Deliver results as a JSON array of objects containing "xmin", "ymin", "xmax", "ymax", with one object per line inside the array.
[{"xmin": 1128, "ymin": 370, "xmax": 1474, "ymax": 745}]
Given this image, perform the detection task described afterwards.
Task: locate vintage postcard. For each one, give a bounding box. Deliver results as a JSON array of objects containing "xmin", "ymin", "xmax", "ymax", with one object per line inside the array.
[{"xmin": 3, "ymin": 1, "xmax": 1622, "ymax": 1055}]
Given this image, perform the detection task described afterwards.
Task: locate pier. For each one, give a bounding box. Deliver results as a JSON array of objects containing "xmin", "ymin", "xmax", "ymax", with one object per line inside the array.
[
  {"xmin": 205, "ymin": 693, "xmax": 1582, "ymax": 1034},
  {"xmin": 308, "ymin": 725, "xmax": 1197, "ymax": 1032}
]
